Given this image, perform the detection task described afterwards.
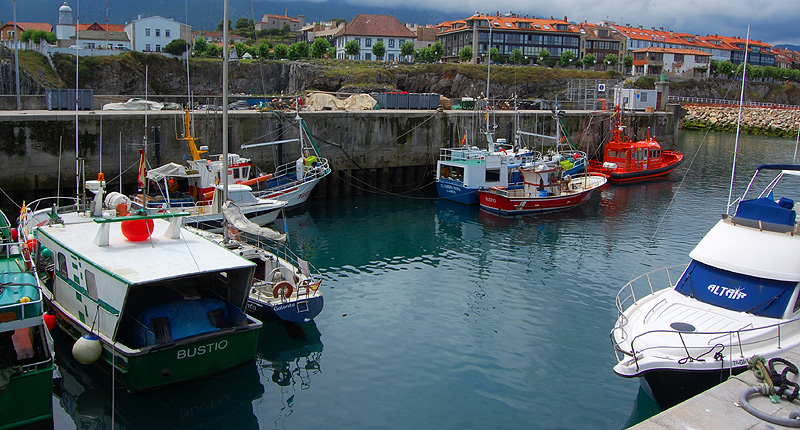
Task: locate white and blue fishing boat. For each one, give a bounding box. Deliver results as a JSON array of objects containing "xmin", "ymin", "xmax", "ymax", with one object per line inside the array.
[
  {"xmin": 0, "ymin": 209, "xmax": 54, "ymax": 429},
  {"xmin": 611, "ymin": 164, "xmax": 800, "ymax": 408},
  {"xmin": 189, "ymin": 202, "xmax": 324, "ymax": 324}
]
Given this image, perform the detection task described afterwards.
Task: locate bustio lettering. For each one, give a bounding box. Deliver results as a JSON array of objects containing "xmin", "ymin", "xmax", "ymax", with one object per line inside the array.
[{"xmin": 177, "ymin": 340, "xmax": 228, "ymax": 359}]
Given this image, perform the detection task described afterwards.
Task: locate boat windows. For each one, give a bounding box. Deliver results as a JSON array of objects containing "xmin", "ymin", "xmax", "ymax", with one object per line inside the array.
[
  {"xmin": 485, "ymin": 169, "xmax": 500, "ymax": 182},
  {"xmin": 85, "ymin": 270, "xmax": 98, "ymax": 300},
  {"xmin": 57, "ymin": 253, "xmax": 68, "ymax": 279},
  {"xmin": 793, "ymin": 290, "xmax": 800, "ymax": 314},
  {"xmin": 675, "ymin": 260, "xmax": 796, "ymax": 318},
  {"xmin": 0, "ymin": 327, "xmax": 51, "ymax": 366}
]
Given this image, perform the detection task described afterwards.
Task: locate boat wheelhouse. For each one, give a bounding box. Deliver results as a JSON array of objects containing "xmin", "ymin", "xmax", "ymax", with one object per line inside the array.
[
  {"xmin": 588, "ymin": 116, "xmax": 683, "ymax": 182},
  {"xmin": 34, "ymin": 210, "xmax": 263, "ymax": 392},
  {"xmin": 611, "ymin": 164, "xmax": 800, "ymax": 408},
  {"xmin": 0, "ymin": 211, "xmax": 54, "ymax": 429}
]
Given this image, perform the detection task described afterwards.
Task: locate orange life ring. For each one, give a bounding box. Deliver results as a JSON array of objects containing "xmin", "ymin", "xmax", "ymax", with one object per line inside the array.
[{"xmin": 272, "ymin": 281, "xmax": 294, "ymax": 299}]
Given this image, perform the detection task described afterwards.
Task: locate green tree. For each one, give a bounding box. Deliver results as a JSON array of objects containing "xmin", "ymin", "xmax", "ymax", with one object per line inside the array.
[
  {"xmin": 310, "ymin": 38, "xmax": 331, "ymax": 58},
  {"xmin": 235, "ymin": 17, "xmax": 251, "ymax": 30},
  {"xmin": 205, "ymin": 43, "xmax": 221, "ymax": 58},
  {"xmin": 371, "ymin": 40, "xmax": 386, "ymax": 60},
  {"xmin": 560, "ymin": 50, "xmax": 575, "ymax": 67},
  {"xmin": 400, "ymin": 41, "xmax": 415, "ymax": 62},
  {"xmin": 459, "ymin": 46, "xmax": 473, "ymax": 62},
  {"xmin": 604, "ymin": 53, "xmax": 618, "ymax": 69},
  {"xmin": 327, "ymin": 46, "xmax": 337, "ymax": 59},
  {"xmin": 20, "ymin": 29, "xmax": 57, "ymax": 44},
  {"xmin": 281, "ymin": 24, "xmax": 292, "ymax": 35},
  {"xmin": 193, "ymin": 37, "xmax": 208, "ymax": 56},
  {"xmin": 489, "ymin": 47, "xmax": 499, "ymax": 63},
  {"xmin": 717, "ymin": 60, "xmax": 735, "ymax": 77},
  {"xmin": 430, "ymin": 41, "xmax": 444, "ymax": 62},
  {"xmin": 415, "ymin": 47, "xmax": 434, "ymax": 63},
  {"xmin": 255, "ymin": 41, "xmax": 271, "ymax": 59},
  {"xmin": 538, "ymin": 49, "xmax": 550, "ymax": 65},
  {"xmin": 582, "ymin": 53, "xmax": 597, "ymax": 69},
  {"xmin": 288, "ymin": 41, "xmax": 310, "ymax": 60},
  {"xmin": 163, "ymin": 39, "xmax": 189, "ymax": 55},
  {"xmin": 509, "ymin": 48, "xmax": 524, "ymax": 65},
  {"xmin": 623, "ymin": 55, "xmax": 633, "ymax": 74},
  {"xmin": 345, "ymin": 39, "xmax": 360, "ymax": 59},
  {"xmin": 217, "ymin": 19, "xmax": 232, "ymax": 31},
  {"xmin": 273, "ymin": 44, "xmax": 289, "ymax": 59},
  {"xmin": 234, "ymin": 42, "xmax": 251, "ymax": 58}
]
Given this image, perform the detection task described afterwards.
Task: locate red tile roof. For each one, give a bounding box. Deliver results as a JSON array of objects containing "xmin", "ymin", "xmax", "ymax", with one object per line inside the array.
[
  {"xmin": 634, "ymin": 47, "xmax": 712, "ymax": 56},
  {"xmin": 79, "ymin": 22, "xmax": 125, "ymax": 32},
  {"xmin": 1, "ymin": 22, "xmax": 53, "ymax": 33},
  {"xmin": 438, "ymin": 14, "xmax": 580, "ymax": 35},
  {"xmin": 335, "ymin": 14, "xmax": 416, "ymax": 38}
]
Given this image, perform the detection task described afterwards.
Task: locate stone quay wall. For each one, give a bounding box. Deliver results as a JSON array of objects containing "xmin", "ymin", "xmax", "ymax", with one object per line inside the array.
[
  {"xmin": 681, "ymin": 104, "xmax": 800, "ymax": 137},
  {"xmin": 0, "ymin": 107, "xmax": 677, "ymax": 208}
]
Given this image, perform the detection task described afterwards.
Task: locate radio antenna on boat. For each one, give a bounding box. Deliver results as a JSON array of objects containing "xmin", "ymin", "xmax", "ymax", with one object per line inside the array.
[{"xmin": 726, "ymin": 25, "xmax": 750, "ymax": 215}]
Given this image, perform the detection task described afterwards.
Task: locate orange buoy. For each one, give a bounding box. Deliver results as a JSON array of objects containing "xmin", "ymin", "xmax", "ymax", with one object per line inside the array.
[
  {"xmin": 121, "ymin": 219, "xmax": 154, "ymax": 241},
  {"xmin": 44, "ymin": 313, "xmax": 56, "ymax": 330},
  {"xmin": 272, "ymin": 281, "xmax": 294, "ymax": 299}
]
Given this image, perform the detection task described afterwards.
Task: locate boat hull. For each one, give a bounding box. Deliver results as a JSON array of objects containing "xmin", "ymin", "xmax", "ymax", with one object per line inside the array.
[
  {"xmin": 478, "ymin": 187, "xmax": 597, "ymax": 215},
  {"xmin": 52, "ymin": 306, "xmax": 261, "ymax": 392},
  {"xmin": 185, "ymin": 206, "xmax": 282, "ymax": 232},
  {"xmin": 247, "ymin": 295, "xmax": 324, "ymax": 324},
  {"xmin": 638, "ymin": 366, "xmax": 748, "ymax": 410},
  {"xmin": 591, "ymin": 153, "xmax": 684, "ymax": 183},
  {"xmin": 254, "ymin": 174, "xmax": 325, "ymax": 210},
  {"xmin": 435, "ymin": 180, "xmax": 479, "ymax": 205},
  {"xmin": 0, "ymin": 361, "xmax": 54, "ymax": 430}
]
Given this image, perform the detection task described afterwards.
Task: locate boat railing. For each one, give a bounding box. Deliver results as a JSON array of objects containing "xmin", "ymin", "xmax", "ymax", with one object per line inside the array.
[
  {"xmin": 239, "ymin": 232, "xmax": 324, "ymax": 287},
  {"xmin": 615, "ymin": 317, "xmax": 800, "ymax": 372},
  {"xmin": 0, "ymin": 275, "xmax": 44, "ymax": 325},
  {"xmin": 612, "ymin": 264, "xmax": 688, "ymax": 351},
  {"xmin": 439, "ymin": 147, "xmax": 486, "ymax": 162}
]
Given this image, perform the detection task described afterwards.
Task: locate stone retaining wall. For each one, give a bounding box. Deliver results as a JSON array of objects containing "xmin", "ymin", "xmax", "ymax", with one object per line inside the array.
[{"xmin": 682, "ymin": 104, "xmax": 800, "ymax": 137}]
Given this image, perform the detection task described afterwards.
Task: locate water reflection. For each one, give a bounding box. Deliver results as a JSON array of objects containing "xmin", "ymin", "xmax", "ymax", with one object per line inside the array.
[
  {"xmin": 51, "ymin": 329, "xmax": 264, "ymax": 429},
  {"xmin": 255, "ymin": 321, "xmax": 323, "ymax": 429}
]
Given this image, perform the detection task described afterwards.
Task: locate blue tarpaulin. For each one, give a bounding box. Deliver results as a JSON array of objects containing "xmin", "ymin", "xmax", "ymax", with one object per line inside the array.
[{"xmin": 735, "ymin": 197, "xmax": 796, "ymax": 226}]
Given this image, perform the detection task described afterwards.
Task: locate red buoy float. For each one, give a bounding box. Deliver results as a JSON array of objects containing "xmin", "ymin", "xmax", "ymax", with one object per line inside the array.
[
  {"xmin": 44, "ymin": 313, "xmax": 56, "ymax": 330},
  {"xmin": 121, "ymin": 219, "xmax": 154, "ymax": 241}
]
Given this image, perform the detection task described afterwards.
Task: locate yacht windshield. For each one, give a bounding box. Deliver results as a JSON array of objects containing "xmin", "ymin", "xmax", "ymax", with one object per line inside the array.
[{"xmin": 675, "ymin": 260, "xmax": 796, "ymax": 318}]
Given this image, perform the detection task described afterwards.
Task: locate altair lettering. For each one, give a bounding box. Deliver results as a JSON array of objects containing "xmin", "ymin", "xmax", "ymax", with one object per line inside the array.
[
  {"xmin": 177, "ymin": 339, "xmax": 229, "ymax": 360},
  {"xmin": 707, "ymin": 284, "xmax": 747, "ymax": 300}
]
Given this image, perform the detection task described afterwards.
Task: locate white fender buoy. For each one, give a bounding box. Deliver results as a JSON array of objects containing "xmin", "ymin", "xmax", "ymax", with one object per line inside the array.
[{"xmin": 72, "ymin": 333, "xmax": 102, "ymax": 364}]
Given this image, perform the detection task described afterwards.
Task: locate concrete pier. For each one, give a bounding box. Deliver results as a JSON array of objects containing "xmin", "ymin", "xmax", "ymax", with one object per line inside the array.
[{"xmin": 631, "ymin": 350, "xmax": 800, "ymax": 429}]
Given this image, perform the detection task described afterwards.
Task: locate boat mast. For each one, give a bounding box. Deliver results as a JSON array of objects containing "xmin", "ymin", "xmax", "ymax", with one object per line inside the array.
[
  {"xmin": 222, "ymin": 0, "xmax": 229, "ymax": 242},
  {"xmin": 726, "ymin": 26, "xmax": 750, "ymax": 215}
]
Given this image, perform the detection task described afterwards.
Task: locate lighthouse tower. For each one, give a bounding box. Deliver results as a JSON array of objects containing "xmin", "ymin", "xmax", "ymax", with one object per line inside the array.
[{"xmin": 56, "ymin": 2, "xmax": 75, "ymax": 40}]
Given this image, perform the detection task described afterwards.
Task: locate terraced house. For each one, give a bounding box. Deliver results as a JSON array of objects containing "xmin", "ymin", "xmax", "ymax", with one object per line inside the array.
[{"xmin": 436, "ymin": 12, "xmax": 581, "ymax": 64}]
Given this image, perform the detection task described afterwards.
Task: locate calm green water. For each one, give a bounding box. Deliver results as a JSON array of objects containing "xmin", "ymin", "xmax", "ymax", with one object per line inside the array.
[{"xmin": 51, "ymin": 130, "xmax": 800, "ymax": 429}]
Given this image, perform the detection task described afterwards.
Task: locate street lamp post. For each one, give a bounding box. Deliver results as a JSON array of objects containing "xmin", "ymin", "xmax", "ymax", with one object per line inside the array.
[{"xmin": 13, "ymin": 0, "xmax": 20, "ymax": 110}]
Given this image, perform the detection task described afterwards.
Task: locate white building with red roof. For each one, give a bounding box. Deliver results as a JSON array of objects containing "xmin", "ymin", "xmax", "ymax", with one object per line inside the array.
[
  {"xmin": 633, "ymin": 47, "xmax": 712, "ymax": 78},
  {"xmin": 333, "ymin": 14, "xmax": 416, "ymax": 62}
]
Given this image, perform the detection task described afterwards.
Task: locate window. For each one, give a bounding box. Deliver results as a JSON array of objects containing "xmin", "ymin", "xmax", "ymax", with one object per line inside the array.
[
  {"xmin": 85, "ymin": 270, "xmax": 98, "ymax": 300},
  {"xmin": 365, "ymin": 53, "xmax": 371, "ymax": 60},
  {"xmin": 389, "ymin": 54, "xmax": 395, "ymax": 61},
  {"xmin": 155, "ymin": 29, "xmax": 160, "ymax": 37},
  {"xmin": 165, "ymin": 29, "xmax": 170, "ymax": 37},
  {"xmin": 156, "ymin": 44, "xmax": 161, "ymax": 52},
  {"xmin": 365, "ymin": 38, "xmax": 372, "ymax": 47},
  {"xmin": 388, "ymin": 39, "xmax": 395, "ymax": 48},
  {"xmin": 145, "ymin": 44, "xmax": 151, "ymax": 51},
  {"xmin": 58, "ymin": 253, "xmax": 68, "ymax": 279},
  {"xmin": 145, "ymin": 28, "xmax": 150, "ymax": 36}
]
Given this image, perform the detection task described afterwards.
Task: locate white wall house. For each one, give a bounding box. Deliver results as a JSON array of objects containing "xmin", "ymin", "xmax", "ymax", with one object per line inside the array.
[
  {"xmin": 124, "ymin": 15, "xmax": 191, "ymax": 53},
  {"xmin": 333, "ymin": 14, "xmax": 416, "ymax": 62}
]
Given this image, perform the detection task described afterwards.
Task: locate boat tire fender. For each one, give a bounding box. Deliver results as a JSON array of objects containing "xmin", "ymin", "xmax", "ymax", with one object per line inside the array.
[
  {"xmin": 273, "ymin": 281, "xmax": 294, "ymax": 299},
  {"xmin": 563, "ymin": 174, "xmax": 571, "ymax": 184}
]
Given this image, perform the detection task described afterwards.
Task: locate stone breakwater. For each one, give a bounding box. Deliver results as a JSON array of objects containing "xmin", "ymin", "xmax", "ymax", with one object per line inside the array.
[{"xmin": 681, "ymin": 104, "xmax": 800, "ymax": 137}]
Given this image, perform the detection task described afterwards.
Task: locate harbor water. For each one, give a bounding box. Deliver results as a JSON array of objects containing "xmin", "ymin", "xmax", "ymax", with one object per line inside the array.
[{"xmin": 50, "ymin": 130, "xmax": 800, "ymax": 429}]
